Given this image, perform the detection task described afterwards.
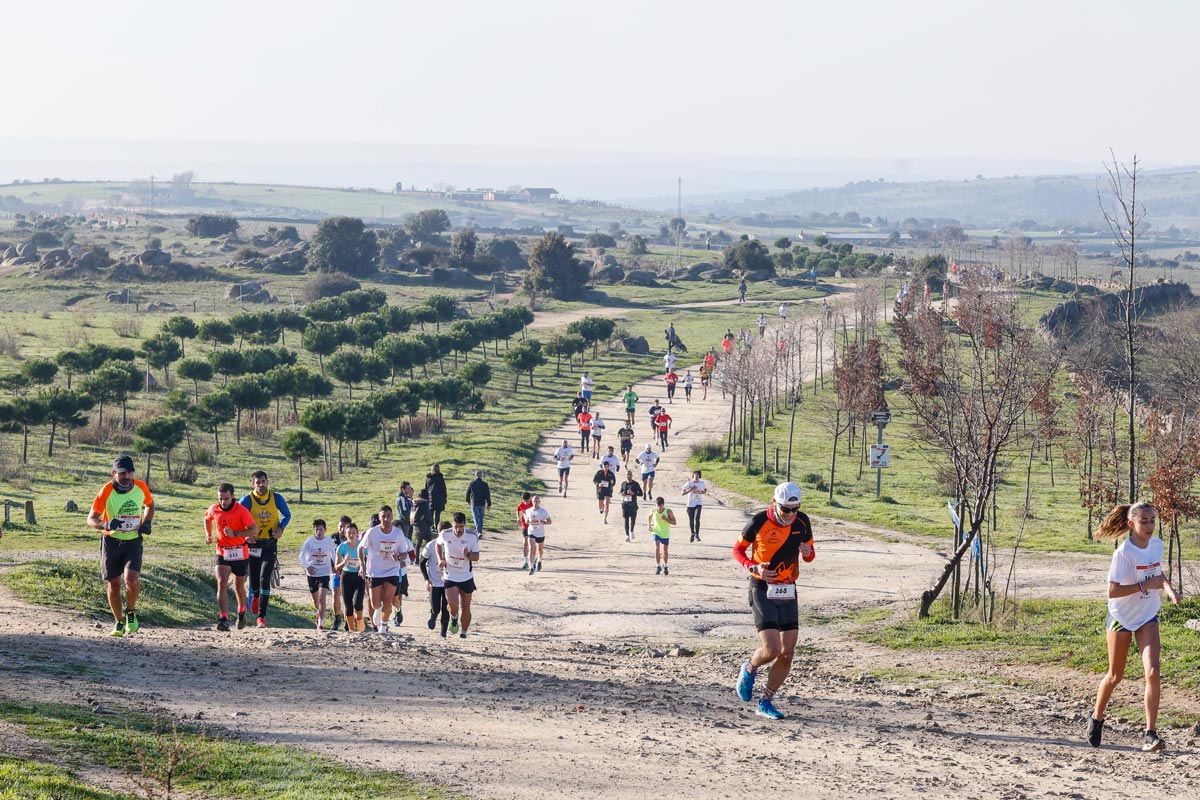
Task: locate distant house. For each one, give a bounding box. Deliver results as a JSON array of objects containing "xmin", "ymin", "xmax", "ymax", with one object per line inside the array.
[
  {"xmin": 483, "ymin": 190, "xmax": 525, "ymax": 202},
  {"xmin": 522, "ymin": 187, "xmax": 559, "ymax": 203}
]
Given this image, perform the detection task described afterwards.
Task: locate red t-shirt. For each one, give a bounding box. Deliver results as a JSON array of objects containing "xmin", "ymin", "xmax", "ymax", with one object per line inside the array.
[
  {"xmin": 721, "ymin": 339, "xmax": 733, "ymax": 354},
  {"xmin": 205, "ymin": 501, "xmax": 256, "ymax": 556},
  {"xmin": 664, "ymin": 372, "xmax": 678, "ymax": 386},
  {"xmin": 704, "ymin": 353, "xmax": 716, "ymax": 368},
  {"xmin": 654, "ymin": 412, "xmax": 672, "ymax": 432},
  {"xmin": 517, "ymin": 500, "xmax": 533, "ymax": 530},
  {"xmin": 577, "ymin": 412, "xmax": 592, "ymax": 431}
]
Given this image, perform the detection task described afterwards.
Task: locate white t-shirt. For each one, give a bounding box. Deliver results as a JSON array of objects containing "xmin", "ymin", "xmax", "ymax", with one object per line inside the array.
[
  {"xmin": 359, "ymin": 525, "xmax": 407, "ymax": 578},
  {"xmin": 523, "ymin": 507, "xmax": 551, "ymax": 539},
  {"xmin": 580, "ymin": 375, "xmax": 594, "ymax": 392},
  {"xmin": 683, "ymin": 374, "xmax": 694, "ymax": 389},
  {"xmin": 663, "ymin": 353, "xmax": 676, "ymax": 370},
  {"xmin": 635, "ymin": 450, "xmax": 659, "ymax": 475},
  {"xmin": 591, "ymin": 418, "xmax": 606, "ymax": 437},
  {"xmin": 600, "ymin": 453, "xmax": 622, "ymax": 473},
  {"xmin": 437, "ymin": 528, "xmax": 480, "ymax": 583},
  {"xmin": 554, "ymin": 446, "xmax": 575, "ymax": 469},
  {"xmin": 779, "ymin": 304, "xmax": 788, "ymax": 319},
  {"xmin": 1107, "ymin": 536, "xmax": 1164, "ymax": 631},
  {"xmin": 422, "ymin": 539, "xmax": 444, "ymax": 588},
  {"xmin": 683, "ymin": 480, "xmax": 707, "ymax": 508},
  {"xmin": 298, "ymin": 536, "xmax": 338, "ymax": 577}
]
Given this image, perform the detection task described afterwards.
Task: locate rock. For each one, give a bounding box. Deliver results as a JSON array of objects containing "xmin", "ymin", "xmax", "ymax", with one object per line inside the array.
[
  {"xmin": 774, "ymin": 276, "xmax": 803, "ymax": 287},
  {"xmin": 16, "ymin": 242, "xmax": 37, "ymax": 258},
  {"xmin": 593, "ymin": 264, "xmax": 625, "ymax": 284},
  {"xmin": 1185, "ymin": 618, "xmax": 1200, "ymax": 632},
  {"xmin": 63, "ymin": 500, "xmax": 79, "ymax": 512},
  {"xmin": 137, "ymin": 248, "xmax": 171, "ymax": 266},
  {"xmin": 40, "ymin": 248, "xmax": 70, "ymax": 266},
  {"xmin": 601, "ymin": 254, "xmax": 619, "ymax": 267},
  {"xmin": 744, "ymin": 268, "xmax": 774, "ymax": 281},
  {"xmin": 106, "ymin": 289, "xmax": 132, "ymax": 304},
  {"xmin": 2, "ymin": 247, "xmax": 16, "ymax": 260},
  {"xmin": 76, "ymin": 251, "xmax": 100, "ymax": 270},
  {"xmin": 687, "ymin": 261, "xmax": 716, "ymax": 276},
  {"xmin": 668, "ymin": 646, "xmax": 695, "ymax": 657},
  {"xmin": 623, "ymin": 269, "xmax": 659, "ymax": 287},
  {"xmin": 705, "ymin": 268, "xmax": 734, "ymax": 282},
  {"xmin": 611, "ymin": 336, "xmax": 650, "ymax": 354},
  {"xmin": 225, "ymin": 281, "xmax": 272, "ymax": 303}
]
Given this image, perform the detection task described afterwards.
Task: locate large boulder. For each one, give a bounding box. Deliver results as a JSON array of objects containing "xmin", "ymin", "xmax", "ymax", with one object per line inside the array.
[
  {"xmin": 225, "ymin": 281, "xmax": 272, "ymax": 303},
  {"xmin": 106, "ymin": 288, "xmax": 132, "ymax": 304},
  {"xmin": 774, "ymin": 276, "xmax": 803, "ymax": 287},
  {"xmin": 744, "ymin": 268, "xmax": 774, "ymax": 282},
  {"xmin": 40, "ymin": 248, "xmax": 70, "ymax": 267},
  {"xmin": 601, "ymin": 254, "xmax": 619, "ymax": 267},
  {"xmin": 686, "ymin": 261, "xmax": 716, "ymax": 276},
  {"xmin": 16, "ymin": 242, "xmax": 37, "ymax": 258},
  {"xmin": 593, "ymin": 264, "xmax": 625, "ymax": 284},
  {"xmin": 704, "ymin": 268, "xmax": 734, "ymax": 282},
  {"xmin": 611, "ymin": 336, "xmax": 650, "ymax": 354},
  {"xmin": 137, "ymin": 248, "xmax": 172, "ymax": 266},
  {"xmin": 623, "ymin": 269, "xmax": 659, "ymax": 287},
  {"xmin": 75, "ymin": 250, "xmax": 99, "ymax": 270}
]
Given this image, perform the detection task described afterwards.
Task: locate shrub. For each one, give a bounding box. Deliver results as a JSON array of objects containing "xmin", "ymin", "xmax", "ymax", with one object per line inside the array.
[
  {"xmin": 171, "ymin": 461, "xmax": 199, "ymax": 485},
  {"xmin": 186, "ymin": 214, "xmax": 239, "ymax": 238},
  {"xmin": 112, "ymin": 316, "xmax": 142, "ymax": 339},
  {"xmin": 302, "ymin": 272, "xmax": 360, "ymax": 302},
  {"xmin": 692, "ymin": 441, "xmax": 724, "ymax": 462}
]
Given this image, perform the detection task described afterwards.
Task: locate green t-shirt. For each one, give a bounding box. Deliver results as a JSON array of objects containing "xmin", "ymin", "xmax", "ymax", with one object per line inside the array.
[
  {"xmin": 623, "ymin": 391, "xmax": 638, "ymax": 410},
  {"xmin": 650, "ymin": 508, "xmax": 672, "ymax": 539}
]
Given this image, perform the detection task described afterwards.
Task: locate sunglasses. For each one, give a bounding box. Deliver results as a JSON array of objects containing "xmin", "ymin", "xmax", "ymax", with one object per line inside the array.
[{"xmin": 777, "ymin": 504, "xmax": 800, "ymax": 514}]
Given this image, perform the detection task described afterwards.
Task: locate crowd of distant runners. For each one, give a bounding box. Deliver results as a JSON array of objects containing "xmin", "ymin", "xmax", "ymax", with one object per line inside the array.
[{"xmin": 76, "ymin": 297, "xmax": 1187, "ymax": 741}]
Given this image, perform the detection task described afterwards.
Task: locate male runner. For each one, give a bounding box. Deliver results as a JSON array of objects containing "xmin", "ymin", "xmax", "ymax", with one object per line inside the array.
[
  {"xmin": 648, "ymin": 497, "xmax": 676, "ymax": 576},
  {"xmin": 664, "ymin": 370, "xmax": 678, "ymax": 404},
  {"xmin": 87, "ymin": 455, "xmax": 154, "ymax": 637},
  {"xmin": 663, "ymin": 351, "xmax": 676, "ymax": 373},
  {"xmin": 619, "ymin": 470, "xmax": 644, "ymax": 542},
  {"xmin": 682, "ymin": 470, "xmax": 708, "ymax": 542},
  {"xmin": 593, "ymin": 462, "xmax": 617, "ymax": 524},
  {"xmin": 590, "ymin": 413, "xmax": 605, "ymax": 458},
  {"xmin": 420, "ymin": 524, "xmax": 451, "ymax": 637},
  {"xmin": 299, "ymin": 518, "xmax": 339, "ymax": 630},
  {"xmin": 522, "ymin": 496, "xmax": 552, "ymax": 575},
  {"xmin": 732, "ymin": 482, "xmax": 816, "ymax": 720},
  {"xmin": 653, "ymin": 407, "xmax": 673, "ymax": 450},
  {"xmin": 600, "ymin": 446, "xmax": 622, "ymax": 474},
  {"xmin": 204, "ymin": 482, "xmax": 257, "ymax": 632},
  {"xmin": 699, "ymin": 363, "xmax": 712, "ymax": 400},
  {"xmin": 240, "ymin": 470, "xmax": 291, "ymax": 628},
  {"xmin": 635, "ymin": 444, "xmax": 660, "ymax": 498},
  {"xmin": 576, "ymin": 407, "xmax": 593, "ymax": 452},
  {"xmin": 579, "ymin": 371, "xmax": 594, "ymax": 409},
  {"xmin": 622, "ymin": 385, "xmax": 638, "ymax": 427},
  {"xmin": 757, "ymin": 314, "xmax": 767, "ymax": 337},
  {"xmin": 358, "ymin": 505, "xmax": 413, "ymax": 634},
  {"xmin": 683, "ymin": 370, "xmax": 694, "ymax": 403},
  {"xmin": 553, "ymin": 439, "xmax": 575, "ymax": 496},
  {"xmin": 437, "ymin": 512, "xmax": 481, "ymax": 638},
  {"xmin": 616, "ymin": 422, "xmax": 635, "ymax": 467},
  {"xmin": 330, "ymin": 515, "xmax": 351, "ymax": 631}
]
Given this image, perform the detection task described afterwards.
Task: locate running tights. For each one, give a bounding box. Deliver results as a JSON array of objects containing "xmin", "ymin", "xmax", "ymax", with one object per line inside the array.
[
  {"xmin": 687, "ymin": 505, "xmax": 702, "ymax": 537},
  {"xmin": 248, "ymin": 542, "xmax": 277, "ymax": 617},
  {"xmin": 342, "ymin": 572, "xmax": 365, "ymax": 612},
  {"xmin": 623, "ymin": 510, "xmax": 638, "ymax": 537},
  {"xmin": 429, "ymin": 586, "xmax": 450, "ymax": 635}
]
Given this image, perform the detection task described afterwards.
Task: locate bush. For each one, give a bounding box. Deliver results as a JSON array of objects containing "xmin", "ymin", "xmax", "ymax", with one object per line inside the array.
[
  {"xmin": 186, "ymin": 214, "xmax": 239, "ymax": 238},
  {"xmin": 692, "ymin": 441, "xmax": 724, "ymax": 462},
  {"xmin": 171, "ymin": 461, "xmax": 199, "ymax": 485},
  {"xmin": 30, "ymin": 231, "xmax": 60, "ymax": 247},
  {"xmin": 302, "ymin": 272, "xmax": 360, "ymax": 302}
]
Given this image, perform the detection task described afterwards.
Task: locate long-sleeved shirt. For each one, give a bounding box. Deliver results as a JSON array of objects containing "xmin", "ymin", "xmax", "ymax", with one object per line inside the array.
[
  {"xmin": 465, "ymin": 478, "xmax": 491, "ymax": 507},
  {"xmin": 298, "ymin": 535, "xmax": 338, "ymax": 577}
]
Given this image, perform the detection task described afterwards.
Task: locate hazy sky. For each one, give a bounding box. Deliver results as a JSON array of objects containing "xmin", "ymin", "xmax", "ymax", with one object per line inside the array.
[{"xmin": 4, "ymin": 1, "xmax": 1196, "ymax": 168}]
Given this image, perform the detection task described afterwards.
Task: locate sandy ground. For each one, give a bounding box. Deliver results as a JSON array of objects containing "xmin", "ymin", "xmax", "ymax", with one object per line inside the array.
[{"xmin": 4, "ymin": 301, "xmax": 1200, "ymax": 799}]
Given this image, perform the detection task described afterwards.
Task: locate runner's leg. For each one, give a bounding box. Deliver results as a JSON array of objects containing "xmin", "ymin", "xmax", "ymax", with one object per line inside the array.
[
  {"xmin": 762, "ymin": 629, "xmax": 800, "ymax": 698},
  {"xmin": 1135, "ymin": 622, "xmax": 1162, "ymax": 731},
  {"xmin": 106, "ymin": 578, "xmax": 124, "ymax": 624},
  {"xmin": 460, "ymin": 591, "xmax": 473, "ymax": 632},
  {"xmin": 1093, "ymin": 628, "xmax": 1132, "ymax": 720},
  {"xmin": 215, "ymin": 565, "xmax": 231, "ymax": 617}
]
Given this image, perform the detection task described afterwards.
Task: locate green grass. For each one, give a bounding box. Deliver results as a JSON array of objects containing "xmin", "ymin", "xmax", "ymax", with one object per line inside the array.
[
  {"xmin": 0, "ymin": 756, "xmax": 137, "ymax": 800},
  {"xmin": 1, "ymin": 560, "xmax": 313, "ymax": 628},
  {"xmin": 0, "ymin": 701, "xmax": 456, "ymax": 800}
]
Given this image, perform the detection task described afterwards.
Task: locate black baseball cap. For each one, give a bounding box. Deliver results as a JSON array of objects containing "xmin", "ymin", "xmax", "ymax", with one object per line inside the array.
[{"xmin": 112, "ymin": 455, "xmax": 135, "ymax": 473}]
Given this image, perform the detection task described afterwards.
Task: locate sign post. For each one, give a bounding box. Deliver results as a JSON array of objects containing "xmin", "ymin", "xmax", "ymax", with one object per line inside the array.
[{"xmin": 870, "ymin": 409, "xmax": 890, "ymax": 498}]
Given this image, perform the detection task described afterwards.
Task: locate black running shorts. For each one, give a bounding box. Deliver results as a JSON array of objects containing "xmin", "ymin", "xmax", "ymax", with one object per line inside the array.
[
  {"xmin": 215, "ymin": 555, "xmax": 250, "ymax": 577},
  {"xmin": 749, "ymin": 579, "xmax": 799, "ymax": 632},
  {"xmin": 100, "ymin": 536, "xmax": 143, "ymax": 581},
  {"xmin": 444, "ymin": 578, "xmax": 476, "ymax": 594}
]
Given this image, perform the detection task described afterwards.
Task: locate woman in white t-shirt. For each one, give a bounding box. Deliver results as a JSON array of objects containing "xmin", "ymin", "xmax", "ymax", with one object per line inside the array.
[
  {"xmin": 1086, "ymin": 501, "xmax": 1180, "ymax": 752},
  {"xmin": 681, "ymin": 470, "xmax": 707, "ymax": 543}
]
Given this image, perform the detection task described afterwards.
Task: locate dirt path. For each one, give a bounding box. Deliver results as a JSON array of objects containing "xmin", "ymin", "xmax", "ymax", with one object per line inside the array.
[{"xmin": 5, "ymin": 298, "xmax": 1200, "ymax": 799}]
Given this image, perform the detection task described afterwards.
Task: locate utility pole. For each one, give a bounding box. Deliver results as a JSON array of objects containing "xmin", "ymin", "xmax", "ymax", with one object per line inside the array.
[
  {"xmin": 148, "ymin": 174, "xmax": 155, "ymax": 215},
  {"xmin": 674, "ymin": 177, "xmax": 682, "ymax": 279}
]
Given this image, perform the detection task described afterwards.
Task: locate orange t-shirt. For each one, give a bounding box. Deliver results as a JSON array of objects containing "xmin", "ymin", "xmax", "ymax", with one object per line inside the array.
[
  {"xmin": 736, "ymin": 508, "xmax": 814, "ymax": 585},
  {"xmin": 577, "ymin": 412, "xmax": 593, "ymax": 432},
  {"xmin": 204, "ymin": 501, "xmax": 256, "ymax": 557}
]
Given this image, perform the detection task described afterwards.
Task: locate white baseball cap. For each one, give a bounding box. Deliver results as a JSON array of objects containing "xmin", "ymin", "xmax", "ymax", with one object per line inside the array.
[{"xmin": 773, "ymin": 482, "xmax": 802, "ymax": 505}]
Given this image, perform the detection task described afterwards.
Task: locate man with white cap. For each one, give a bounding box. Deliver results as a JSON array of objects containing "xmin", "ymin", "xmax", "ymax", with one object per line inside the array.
[{"xmin": 731, "ymin": 482, "xmax": 815, "ymax": 720}]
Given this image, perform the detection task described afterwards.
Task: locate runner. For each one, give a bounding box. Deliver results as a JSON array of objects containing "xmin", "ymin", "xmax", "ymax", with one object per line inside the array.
[
  {"xmin": 590, "ymin": 412, "xmax": 606, "ymax": 458},
  {"xmin": 757, "ymin": 314, "xmax": 767, "ymax": 337},
  {"xmin": 516, "ymin": 492, "xmax": 534, "ymax": 570},
  {"xmin": 682, "ymin": 370, "xmax": 694, "ymax": 403},
  {"xmin": 635, "ymin": 444, "xmax": 660, "ymax": 498},
  {"xmin": 363, "ymin": 512, "xmax": 382, "ymax": 631},
  {"xmin": 331, "ymin": 515, "xmax": 351, "ymax": 631},
  {"xmin": 653, "ymin": 406, "xmax": 673, "ymax": 450},
  {"xmin": 593, "ymin": 462, "xmax": 617, "ymax": 525},
  {"xmin": 663, "ymin": 350, "xmax": 677, "ymax": 373},
  {"xmin": 203, "ymin": 482, "xmax": 257, "ymax": 632},
  {"xmin": 779, "ymin": 302, "xmax": 789, "ymax": 320},
  {"xmin": 648, "ymin": 497, "xmax": 676, "ymax": 576},
  {"xmin": 553, "ymin": 439, "xmax": 575, "ymax": 496},
  {"xmin": 1087, "ymin": 502, "xmax": 1181, "ymax": 751},
  {"xmin": 410, "ymin": 488, "xmax": 434, "ymax": 551},
  {"xmin": 577, "ymin": 406, "xmax": 593, "ymax": 453},
  {"xmin": 421, "ymin": 521, "xmax": 452, "ymax": 637},
  {"xmin": 646, "ymin": 399, "xmax": 664, "ymax": 431},
  {"xmin": 600, "ymin": 445, "xmax": 622, "ymax": 474},
  {"xmin": 721, "ymin": 333, "xmax": 734, "ymax": 356},
  {"xmin": 465, "ymin": 471, "xmax": 492, "ymax": 536},
  {"xmin": 299, "ymin": 518, "xmax": 339, "ymax": 631},
  {"xmin": 425, "ymin": 463, "xmax": 448, "ymax": 528},
  {"xmin": 437, "ymin": 512, "xmax": 481, "ymax": 638},
  {"xmin": 358, "ymin": 505, "xmax": 413, "ymax": 634},
  {"xmin": 616, "ymin": 422, "xmax": 635, "ymax": 468},
  {"xmin": 335, "ymin": 522, "xmax": 364, "ymax": 632},
  {"xmin": 579, "ymin": 371, "xmax": 594, "ymax": 409},
  {"xmin": 571, "ymin": 392, "xmax": 588, "ymax": 418},
  {"xmin": 732, "ymin": 482, "xmax": 816, "ymax": 720},
  {"xmin": 699, "ymin": 363, "xmax": 712, "ymax": 400},
  {"xmin": 682, "ymin": 470, "xmax": 708, "ymax": 542},
  {"xmin": 239, "ymin": 470, "xmax": 291, "ymax": 629},
  {"xmin": 522, "ymin": 496, "xmax": 552, "ymax": 575},
  {"xmin": 87, "ymin": 455, "xmax": 154, "ymax": 637},
  {"xmin": 704, "ymin": 349, "xmax": 717, "ymax": 371},
  {"xmin": 619, "ymin": 470, "xmax": 644, "ymax": 542},
  {"xmin": 738, "ymin": 278, "xmax": 747, "ymax": 303},
  {"xmin": 663, "ymin": 369, "xmax": 678, "ymax": 404},
  {"xmin": 622, "ymin": 384, "xmax": 639, "ymax": 427}
]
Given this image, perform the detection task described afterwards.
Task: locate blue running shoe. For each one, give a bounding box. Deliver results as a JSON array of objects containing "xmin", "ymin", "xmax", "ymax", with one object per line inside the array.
[
  {"xmin": 736, "ymin": 661, "xmax": 756, "ymax": 702},
  {"xmin": 756, "ymin": 697, "xmax": 785, "ymax": 720}
]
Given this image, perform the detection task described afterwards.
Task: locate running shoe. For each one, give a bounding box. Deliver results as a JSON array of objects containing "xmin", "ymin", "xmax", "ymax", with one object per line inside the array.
[
  {"xmin": 251, "ymin": 595, "xmax": 260, "ymax": 616},
  {"xmin": 537, "ymin": 560, "xmax": 543, "ymax": 572},
  {"xmin": 459, "ymin": 631, "xmax": 468, "ymax": 639},
  {"xmin": 449, "ymin": 617, "xmax": 460, "ymax": 634},
  {"xmin": 333, "ymin": 615, "xmax": 344, "ymax": 631},
  {"xmin": 756, "ymin": 698, "xmax": 785, "ymax": 720},
  {"xmin": 256, "ymin": 617, "xmax": 268, "ymax": 628},
  {"xmin": 663, "ymin": 566, "xmax": 669, "ymax": 576},
  {"xmin": 1142, "ymin": 730, "xmax": 1165, "ymax": 752},
  {"xmin": 379, "ymin": 621, "xmax": 389, "ymax": 635},
  {"xmin": 236, "ymin": 612, "xmax": 246, "ymax": 630},
  {"xmin": 521, "ymin": 561, "xmax": 529, "ymax": 570},
  {"xmin": 1086, "ymin": 716, "xmax": 1104, "ymax": 748},
  {"xmin": 427, "ymin": 615, "xmax": 436, "ymax": 630},
  {"xmin": 656, "ymin": 565, "xmax": 662, "ymax": 575},
  {"xmin": 736, "ymin": 662, "xmax": 756, "ymax": 702},
  {"xmin": 110, "ymin": 622, "xmax": 124, "ymax": 637},
  {"xmin": 625, "ymin": 534, "xmax": 631, "ymax": 542},
  {"xmin": 124, "ymin": 610, "xmax": 140, "ymax": 635},
  {"xmin": 216, "ymin": 617, "xmax": 230, "ymax": 632},
  {"xmin": 529, "ymin": 564, "xmax": 536, "ymax": 575}
]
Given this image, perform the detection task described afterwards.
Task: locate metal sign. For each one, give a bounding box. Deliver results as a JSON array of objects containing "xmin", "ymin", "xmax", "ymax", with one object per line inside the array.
[
  {"xmin": 871, "ymin": 410, "xmax": 891, "ymax": 424},
  {"xmin": 869, "ymin": 444, "xmax": 890, "ymax": 469}
]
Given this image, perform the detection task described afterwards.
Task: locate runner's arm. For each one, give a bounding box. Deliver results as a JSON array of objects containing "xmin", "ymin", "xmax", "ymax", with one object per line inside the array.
[
  {"xmin": 273, "ymin": 493, "xmax": 291, "ymax": 537},
  {"xmin": 419, "ymin": 557, "xmax": 431, "ymax": 582}
]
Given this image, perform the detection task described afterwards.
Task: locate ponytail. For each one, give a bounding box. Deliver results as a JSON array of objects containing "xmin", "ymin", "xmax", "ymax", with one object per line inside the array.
[{"xmin": 1095, "ymin": 501, "xmax": 1154, "ymax": 541}]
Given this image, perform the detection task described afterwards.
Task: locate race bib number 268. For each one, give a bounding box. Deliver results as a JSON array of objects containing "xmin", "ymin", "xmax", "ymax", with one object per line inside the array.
[{"xmin": 765, "ymin": 583, "xmax": 796, "ymax": 600}]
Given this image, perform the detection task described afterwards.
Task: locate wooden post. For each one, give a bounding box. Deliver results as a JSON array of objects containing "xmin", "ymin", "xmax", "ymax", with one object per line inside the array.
[
  {"xmin": 3, "ymin": 500, "xmax": 9, "ymax": 525},
  {"xmin": 24, "ymin": 499, "xmax": 35, "ymax": 525}
]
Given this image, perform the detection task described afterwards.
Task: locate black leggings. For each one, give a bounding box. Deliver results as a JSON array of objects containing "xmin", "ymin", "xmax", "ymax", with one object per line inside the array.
[
  {"xmin": 687, "ymin": 505, "xmax": 702, "ymax": 536},
  {"xmin": 342, "ymin": 572, "xmax": 365, "ymax": 612},
  {"xmin": 580, "ymin": 430, "xmax": 590, "ymax": 449},
  {"xmin": 666, "ymin": 384, "xmax": 676, "ymax": 400},
  {"xmin": 623, "ymin": 507, "xmax": 638, "ymax": 536},
  {"xmin": 429, "ymin": 586, "xmax": 450, "ymax": 635},
  {"xmin": 659, "ymin": 429, "xmax": 669, "ymax": 448},
  {"xmin": 248, "ymin": 541, "xmax": 277, "ymax": 595}
]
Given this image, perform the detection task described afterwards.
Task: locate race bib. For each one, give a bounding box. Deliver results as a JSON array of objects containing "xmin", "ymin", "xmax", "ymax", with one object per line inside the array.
[
  {"xmin": 248, "ymin": 548, "xmax": 263, "ymax": 558},
  {"xmin": 117, "ymin": 515, "xmax": 141, "ymax": 532},
  {"xmin": 765, "ymin": 583, "xmax": 796, "ymax": 600},
  {"xmin": 379, "ymin": 541, "xmax": 397, "ymax": 555},
  {"xmin": 447, "ymin": 556, "xmax": 466, "ymax": 571},
  {"xmin": 312, "ymin": 551, "xmax": 328, "ymax": 564},
  {"xmin": 222, "ymin": 546, "xmax": 246, "ymax": 562},
  {"xmin": 345, "ymin": 557, "xmax": 360, "ymax": 569}
]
